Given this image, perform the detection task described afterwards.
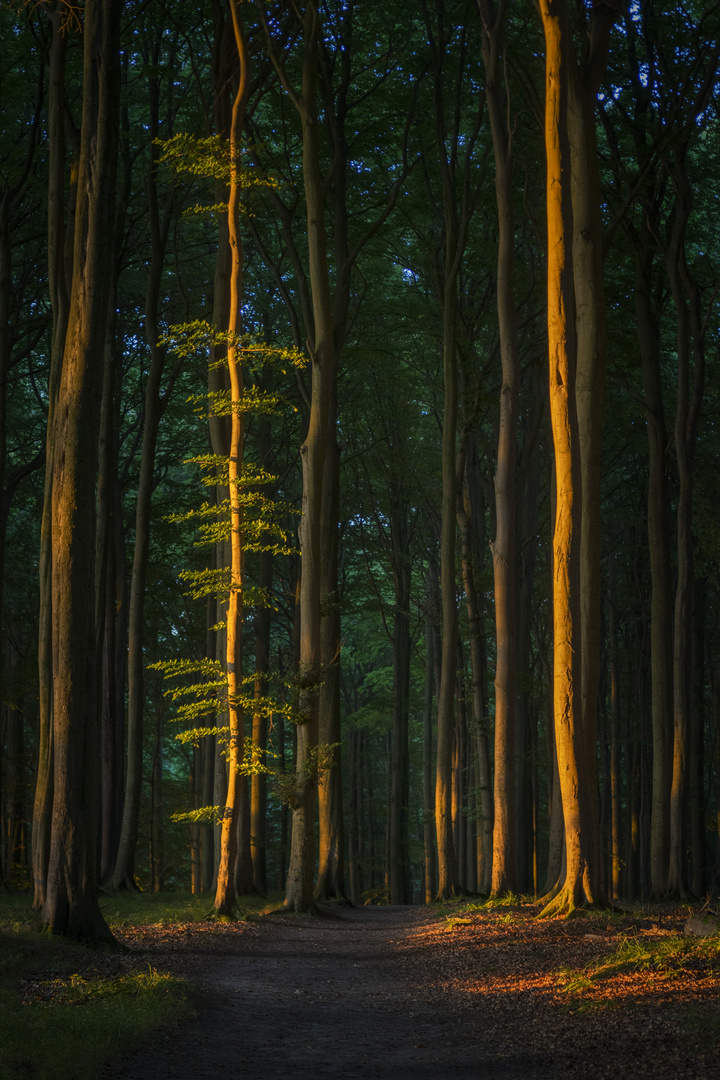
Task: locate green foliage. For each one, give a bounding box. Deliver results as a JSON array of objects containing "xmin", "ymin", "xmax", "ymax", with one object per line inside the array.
[
  {"xmin": 156, "ymin": 132, "xmax": 276, "ymax": 207},
  {"xmin": 170, "ymin": 805, "xmax": 221, "ymax": 825}
]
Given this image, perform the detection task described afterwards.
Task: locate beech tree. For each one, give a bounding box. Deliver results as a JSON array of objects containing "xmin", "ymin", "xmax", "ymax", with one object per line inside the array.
[
  {"xmin": 3, "ymin": 0, "xmax": 720, "ymax": 918},
  {"xmin": 42, "ymin": 0, "xmax": 121, "ymax": 942}
]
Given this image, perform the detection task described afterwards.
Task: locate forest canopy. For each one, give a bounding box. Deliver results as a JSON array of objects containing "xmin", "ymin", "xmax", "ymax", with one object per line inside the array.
[{"xmin": 0, "ymin": 0, "xmax": 719, "ymax": 939}]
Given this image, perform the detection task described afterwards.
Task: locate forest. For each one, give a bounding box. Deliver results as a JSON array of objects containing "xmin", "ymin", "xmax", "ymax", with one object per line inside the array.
[{"xmin": 0, "ymin": 0, "xmax": 719, "ymax": 943}]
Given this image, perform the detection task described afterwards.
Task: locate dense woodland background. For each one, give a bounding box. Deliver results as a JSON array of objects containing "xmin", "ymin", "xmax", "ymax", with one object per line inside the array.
[{"xmin": 1, "ymin": 0, "xmax": 720, "ymax": 935}]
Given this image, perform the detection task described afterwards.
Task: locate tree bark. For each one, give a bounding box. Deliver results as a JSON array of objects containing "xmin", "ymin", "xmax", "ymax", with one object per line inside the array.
[
  {"xmin": 666, "ymin": 143, "xmax": 704, "ymax": 898},
  {"xmin": 33, "ymin": 5, "xmax": 75, "ymax": 911},
  {"xmin": 539, "ymin": 0, "xmax": 597, "ymax": 915},
  {"xmin": 478, "ymin": 0, "xmax": 518, "ymax": 897},
  {"xmin": 388, "ymin": 474, "xmax": 411, "ymax": 904},
  {"xmin": 42, "ymin": 0, "xmax": 121, "ymax": 943},
  {"xmin": 213, "ymin": 0, "xmax": 250, "ymax": 918},
  {"xmin": 111, "ymin": 36, "xmax": 174, "ymax": 892},
  {"xmin": 635, "ymin": 222, "xmax": 673, "ymax": 898}
]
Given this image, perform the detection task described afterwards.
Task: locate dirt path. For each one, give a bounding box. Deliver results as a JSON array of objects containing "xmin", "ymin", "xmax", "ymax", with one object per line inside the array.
[{"xmin": 106, "ymin": 904, "xmax": 719, "ymax": 1080}]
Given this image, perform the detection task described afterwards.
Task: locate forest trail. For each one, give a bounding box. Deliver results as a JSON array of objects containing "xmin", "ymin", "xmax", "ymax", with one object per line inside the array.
[{"xmin": 106, "ymin": 904, "xmax": 718, "ymax": 1080}]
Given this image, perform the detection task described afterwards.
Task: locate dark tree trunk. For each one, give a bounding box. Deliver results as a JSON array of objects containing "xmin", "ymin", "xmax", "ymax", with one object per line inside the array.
[{"xmin": 42, "ymin": 0, "xmax": 121, "ymax": 944}]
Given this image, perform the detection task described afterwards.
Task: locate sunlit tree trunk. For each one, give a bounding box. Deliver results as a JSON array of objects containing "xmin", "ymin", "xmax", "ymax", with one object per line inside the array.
[
  {"xmin": 539, "ymin": 0, "xmax": 593, "ymax": 915},
  {"xmin": 213, "ymin": 0, "xmax": 250, "ymax": 918},
  {"xmin": 42, "ymin": 0, "xmax": 121, "ymax": 943},
  {"xmin": 539, "ymin": 0, "xmax": 615, "ymax": 914}
]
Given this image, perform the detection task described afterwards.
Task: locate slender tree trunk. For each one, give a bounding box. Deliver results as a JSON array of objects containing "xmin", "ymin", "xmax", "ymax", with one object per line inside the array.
[
  {"xmin": 435, "ymin": 274, "xmax": 459, "ymax": 899},
  {"xmin": 568, "ymin": 38, "xmax": 608, "ymax": 914},
  {"xmin": 388, "ymin": 476, "xmax": 411, "ymax": 904},
  {"xmin": 251, "ymin": 544, "xmax": 272, "ymax": 896},
  {"xmin": 609, "ymin": 586, "xmax": 622, "ymax": 901},
  {"xmin": 479, "ymin": 0, "xmax": 518, "ymax": 897},
  {"xmin": 635, "ymin": 225, "xmax": 673, "ymax": 898},
  {"xmin": 423, "ymin": 608, "xmax": 436, "ymax": 904},
  {"xmin": 666, "ymin": 144, "xmax": 704, "ymax": 898},
  {"xmin": 315, "ymin": 402, "xmax": 345, "ymax": 900},
  {"xmin": 689, "ymin": 579, "xmax": 705, "ymax": 896},
  {"xmin": 112, "ymin": 46, "xmax": 174, "ymax": 892},
  {"xmin": 213, "ymin": 0, "xmax": 250, "ymax": 918},
  {"xmin": 456, "ymin": 446, "xmax": 493, "ymax": 894},
  {"xmin": 348, "ymin": 727, "xmax": 360, "ymax": 905},
  {"xmin": 260, "ymin": 2, "xmax": 335, "ymax": 914}
]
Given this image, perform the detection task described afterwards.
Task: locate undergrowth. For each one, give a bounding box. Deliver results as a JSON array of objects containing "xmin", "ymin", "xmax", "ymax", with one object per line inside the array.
[
  {"xmin": 558, "ymin": 932, "xmax": 720, "ymax": 1003},
  {"xmin": 0, "ymin": 889, "xmax": 279, "ymax": 1080}
]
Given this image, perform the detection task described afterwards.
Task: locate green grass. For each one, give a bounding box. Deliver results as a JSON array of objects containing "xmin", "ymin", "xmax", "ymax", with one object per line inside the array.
[
  {"xmin": 557, "ymin": 930, "xmax": 720, "ymax": 1009},
  {"xmin": 588, "ymin": 933, "xmax": 720, "ymax": 978},
  {"xmin": 0, "ymin": 890, "xmax": 237, "ymax": 1080},
  {"xmin": 431, "ymin": 893, "xmax": 537, "ymax": 924},
  {"xmin": 99, "ymin": 888, "xmax": 285, "ymax": 928}
]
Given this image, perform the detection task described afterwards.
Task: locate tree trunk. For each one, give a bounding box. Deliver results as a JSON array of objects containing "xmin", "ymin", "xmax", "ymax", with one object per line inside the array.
[
  {"xmin": 666, "ymin": 143, "xmax": 704, "ymax": 898},
  {"xmin": 260, "ymin": 1, "xmax": 335, "ymax": 914},
  {"xmin": 422, "ymin": 608, "xmax": 436, "ymax": 904},
  {"xmin": 539, "ymin": 0, "xmax": 593, "ymax": 914},
  {"xmin": 315, "ymin": 410, "xmax": 345, "ymax": 901},
  {"xmin": 111, "ymin": 42, "xmax": 174, "ymax": 892},
  {"xmin": 250, "ymin": 545, "xmax": 272, "ymax": 896},
  {"xmin": 689, "ymin": 579, "xmax": 705, "ymax": 896},
  {"xmin": 478, "ymin": 0, "xmax": 518, "ymax": 898},
  {"xmin": 213, "ymin": 0, "xmax": 250, "ymax": 918},
  {"xmin": 32, "ymin": 5, "xmax": 74, "ymax": 911},
  {"xmin": 388, "ymin": 475, "xmax": 411, "ymax": 904},
  {"xmin": 539, "ymin": 0, "xmax": 615, "ymax": 914},
  {"xmin": 42, "ymin": 0, "xmax": 121, "ymax": 943},
  {"xmin": 609, "ymin": 585, "xmax": 622, "ymax": 901},
  {"xmin": 635, "ymin": 223, "xmax": 673, "ymax": 898},
  {"xmin": 567, "ymin": 28, "xmax": 608, "ymax": 915}
]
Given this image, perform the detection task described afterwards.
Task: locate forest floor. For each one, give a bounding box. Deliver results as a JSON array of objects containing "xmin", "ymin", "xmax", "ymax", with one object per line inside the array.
[{"xmin": 101, "ymin": 899, "xmax": 720, "ymax": 1080}]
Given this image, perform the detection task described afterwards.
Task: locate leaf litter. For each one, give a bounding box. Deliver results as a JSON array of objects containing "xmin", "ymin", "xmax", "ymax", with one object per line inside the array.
[{"xmin": 103, "ymin": 902, "xmax": 720, "ymax": 1080}]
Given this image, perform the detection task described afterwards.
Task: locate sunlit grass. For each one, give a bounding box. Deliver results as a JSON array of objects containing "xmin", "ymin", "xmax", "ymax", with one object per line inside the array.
[
  {"xmin": 557, "ymin": 930, "xmax": 720, "ymax": 1010},
  {"xmin": 586, "ymin": 933, "xmax": 720, "ymax": 979}
]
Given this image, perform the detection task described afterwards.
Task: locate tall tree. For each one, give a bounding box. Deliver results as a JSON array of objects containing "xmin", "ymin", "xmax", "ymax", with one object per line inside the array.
[
  {"xmin": 42, "ymin": 0, "xmax": 121, "ymax": 942},
  {"xmin": 477, "ymin": 0, "xmax": 519, "ymax": 897},
  {"xmin": 538, "ymin": 0, "xmax": 600, "ymax": 915},
  {"xmin": 258, "ymin": 0, "xmax": 334, "ymax": 912}
]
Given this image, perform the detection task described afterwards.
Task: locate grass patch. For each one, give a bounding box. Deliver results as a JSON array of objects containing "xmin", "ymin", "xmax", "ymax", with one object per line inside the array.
[
  {"xmin": 99, "ymin": 888, "xmax": 285, "ymax": 928},
  {"xmin": 591, "ymin": 934, "xmax": 720, "ymax": 978},
  {"xmin": 0, "ymin": 891, "xmax": 216, "ymax": 1080},
  {"xmin": 557, "ymin": 931, "xmax": 720, "ymax": 1009}
]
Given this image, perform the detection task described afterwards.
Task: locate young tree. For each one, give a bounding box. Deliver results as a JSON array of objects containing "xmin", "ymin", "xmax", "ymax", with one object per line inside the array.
[{"xmin": 477, "ymin": 0, "xmax": 519, "ymax": 897}]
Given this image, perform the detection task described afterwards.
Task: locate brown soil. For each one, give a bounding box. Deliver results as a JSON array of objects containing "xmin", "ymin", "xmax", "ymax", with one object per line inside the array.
[{"xmin": 105, "ymin": 904, "xmax": 720, "ymax": 1080}]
